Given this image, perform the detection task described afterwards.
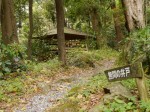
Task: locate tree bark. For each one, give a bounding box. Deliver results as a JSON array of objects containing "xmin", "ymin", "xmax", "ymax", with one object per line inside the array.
[
  {"xmin": 0, "ymin": 0, "xmax": 2, "ymax": 22},
  {"xmin": 27, "ymin": 0, "xmax": 33, "ymax": 60},
  {"xmin": 111, "ymin": 0, "xmax": 124, "ymax": 43},
  {"xmin": 1, "ymin": 0, "xmax": 18, "ymax": 44},
  {"xmin": 121, "ymin": 0, "xmax": 145, "ymax": 32},
  {"xmin": 135, "ymin": 62, "xmax": 148, "ymax": 101},
  {"xmin": 91, "ymin": 9, "xmax": 105, "ymax": 49},
  {"xmin": 121, "ymin": 0, "xmax": 148, "ymax": 101},
  {"xmin": 55, "ymin": 0, "xmax": 66, "ymax": 65}
]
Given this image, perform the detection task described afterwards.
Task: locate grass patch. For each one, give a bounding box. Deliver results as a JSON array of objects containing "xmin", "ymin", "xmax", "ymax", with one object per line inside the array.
[
  {"xmin": 0, "ymin": 76, "xmax": 24, "ymax": 102},
  {"xmin": 67, "ymin": 74, "xmax": 108, "ymax": 98},
  {"xmin": 27, "ymin": 58, "xmax": 61, "ymax": 76},
  {"xmin": 47, "ymin": 99, "xmax": 79, "ymax": 112},
  {"xmin": 67, "ymin": 48, "xmax": 118, "ymax": 68},
  {"xmin": 121, "ymin": 79, "xmax": 137, "ymax": 90}
]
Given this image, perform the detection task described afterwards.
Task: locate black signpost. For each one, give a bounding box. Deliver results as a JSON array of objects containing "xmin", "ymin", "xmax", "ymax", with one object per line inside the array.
[
  {"xmin": 104, "ymin": 62, "xmax": 148, "ymax": 101},
  {"xmin": 105, "ymin": 65, "xmax": 142, "ymax": 82}
]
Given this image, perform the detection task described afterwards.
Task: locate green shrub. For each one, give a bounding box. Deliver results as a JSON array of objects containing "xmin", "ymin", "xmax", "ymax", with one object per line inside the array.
[
  {"xmin": 0, "ymin": 77, "xmax": 24, "ymax": 102},
  {"xmin": 119, "ymin": 28, "xmax": 150, "ymax": 74},
  {"xmin": 0, "ymin": 43, "xmax": 27, "ymax": 77},
  {"xmin": 67, "ymin": 48, "xmax": 118, "ymax": 68},
  {"xmin": 101, "ymin": 97, "xmax": 137, "ymax": 112},
  {"xmin": 99, "ymin": 97, "xmax": 150, "ymax": 112},
  {"xmin": 140, "ymin": 100, "xmax": 150, "ymax": 112},
  {"xmin": 27, "ymin": 58, "xmax": 61, "ymax": 75}
]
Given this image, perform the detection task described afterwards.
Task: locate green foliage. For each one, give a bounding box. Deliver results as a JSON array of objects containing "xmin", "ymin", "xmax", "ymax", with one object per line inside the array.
[
  {"xmin": 48, "ymin": 99, "xmax": 79, "ymax": 112},
  {"xmin": 14, "ymin": 0, "xmax": 28, "ymax": 27},
  {"xmin": 67, "ymin": 74, "xmax": 108, "ymax": 98},
  {"xmin": 140, "ymin": 100, "xmax": 150, "ymax": 112},
  {"xmin": 43, "ymin": 0, "xmax": 56, "ymax": 24},
  {"xmin": 0, "ymin": 77, "xmax": 24, "ymax": 102},
  {"xmin": 101, "ymin": 97, "xmax": 137, "ymax": 112},
  {"xmin": 67, "ymin": 50, "xmax": 96, "ymax": 68},
  {"xmin": 32, "ymin": 39, "xmax": 58, "ymax": 61},
  {"xmin": 27, "ymin": 58, "xmax": 61, "ymax": 75},
  {"xmin": 82, "ymin": 75, "xmax": 108, "ymax": 97},
  {"xmin": 119, "ymin": 28, "xmax": 150, "ymax": 75},
  {"xmin": 122, "ymin": 28, "xmax": 150, "ymax": 63},
  {"xmin": 67, "ymin": 48, "xmax": 118, "ymax": 68},
  {"xmin": 51, "ymin": 74, "xmax": 108, "ymax": 112},
  {"xmin": 121, "ymin": 79, "xmax": 136, "ymax": 89},
  {"xmin": 99, "ymin": 97, "xmax": 150, "ymax": 112},
  {"xmin": 0, "ymin": 43, "xmax": 27, "ymax": 77},
  {"xmin": 130, "ymin": 28, "xmax": 150, "ymax": 61}
]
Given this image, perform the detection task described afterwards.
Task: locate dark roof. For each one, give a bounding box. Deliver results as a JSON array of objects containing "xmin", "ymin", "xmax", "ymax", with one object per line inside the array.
[{"xmin": 32, "ymin": 27, "xmax": 93, "ymax": 40}]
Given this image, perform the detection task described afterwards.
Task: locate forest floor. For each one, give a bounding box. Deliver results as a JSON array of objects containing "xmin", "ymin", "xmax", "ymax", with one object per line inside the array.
[
  {"xmin": 13, "ymin": 58, "xmax": 115, "ymax": 112},
  {"xmin": 1, "ymin": 49, "xmax": 150, "ymax": 112}
]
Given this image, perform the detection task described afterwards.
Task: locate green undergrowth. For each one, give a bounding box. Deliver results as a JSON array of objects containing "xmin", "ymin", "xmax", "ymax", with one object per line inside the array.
[
  {"xmin": 47, "ymin": 74, "xmax": 108, "ymax": 112},
  {"xmin": 0, "ymin": 76, "xmax": 24, "ymax": 103},
  {"xmin": 97, "ymin": 97, "xmax": 150, "ymax": 112},
  {"xmin": 67, "ymin": 75, "xmax": 108, "ymax": 98},
  {"xmin": 47, "ymin": 73, "xmax": 150, "ymax": 112},
  {"xmin": 0, "ymin": 47, "xmax": 119, "ymax": 110},
  {"xmin": 121, "ymin": 79, "xmax": 137, "ymax": 90},
  {"xmin": 27, "ymin": 58, "xmax": 61, "ymax": 76},
  {"xmin": 67, "ymin": 48, "xmax": 119, "ymax": 67}
]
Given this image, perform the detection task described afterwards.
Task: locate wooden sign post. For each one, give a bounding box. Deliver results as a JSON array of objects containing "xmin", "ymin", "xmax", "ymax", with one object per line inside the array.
[
  {"xmin": 105, "ymin": 62, "xmax": 148, "ymax": 101},
  {"xmin": 135, "ymin": 62, "xmax": 148, "ymax": 101}
]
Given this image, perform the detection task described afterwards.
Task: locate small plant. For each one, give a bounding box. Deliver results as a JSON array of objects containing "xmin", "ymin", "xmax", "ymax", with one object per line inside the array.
[
  {"xmin": 0, "ymin": 77, "xmax": 24, "ymax": 102},
  {"xmin": 0, "ymin": 43, "xmax": 27, "ymax": 77},
  {"xmin": 140, "ymin": 100, "xmax": 150, "ymax": 112}
]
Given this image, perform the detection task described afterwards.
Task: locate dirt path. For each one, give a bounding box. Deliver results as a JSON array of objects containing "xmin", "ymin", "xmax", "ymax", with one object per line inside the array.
[{"xmin": 14, "ymin": 59, "xmax": 115, "ymax": 112}]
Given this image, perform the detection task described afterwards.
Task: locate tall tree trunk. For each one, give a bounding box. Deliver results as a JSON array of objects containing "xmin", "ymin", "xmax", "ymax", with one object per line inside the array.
[
  {"xmin": 91, "ymin": 9, "xmax": 104, "ymax": 49},
  {"xmin": 0, "ymin": 0, "xmax": 2, "ymax": 32},
  {"xmin": 121, "ymin": 0, "xmax": 145, "ymax": 32},
  {"xmin": 0, "ymin": 0, "xmax": 2, "ymax": 22},
  {"xmin": 27, "ymin": 0, "xmax": 33, "ymax": 60},
  {"xmin": 121, "ymin": 0, "xmax": 148, "ymax": 101},
  {"xmin": 111, "ymin": 0, "xmax": 124, "ymax": 43},
  {"xmin": 18, "ymin": 0, "xmax": 22, "ymax": 36},
  {"xmin": 55, "ymin": 0, "xmax": 66, "ymax": 65},
  {"xmin": 1, "ymin": 0, "xmax": 18, "ymax": 44}
]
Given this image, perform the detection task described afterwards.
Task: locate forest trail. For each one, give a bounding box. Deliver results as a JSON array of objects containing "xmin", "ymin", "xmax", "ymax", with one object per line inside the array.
[{"xmin": 14, "ymin": 59, "xmax": 115, "ymax": 112}]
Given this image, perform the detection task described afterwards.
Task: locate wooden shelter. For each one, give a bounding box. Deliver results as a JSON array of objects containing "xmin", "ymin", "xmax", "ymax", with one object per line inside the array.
[
  {"xmin": 33, "ymin": 27, "xmax": 93, "ymax": 40},
  {"xmin": 32, "ymin": 27, "xmax": 94, "ymax": 52},
  {"xmin": 32, "ymin": 28, "xmax": 94, "ymax": 61}
]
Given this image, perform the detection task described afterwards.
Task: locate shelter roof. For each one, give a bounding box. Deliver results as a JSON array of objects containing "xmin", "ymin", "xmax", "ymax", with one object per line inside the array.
[{"xmin": 32, "ymin": 27, "xmax": 93, "ymax": 40}]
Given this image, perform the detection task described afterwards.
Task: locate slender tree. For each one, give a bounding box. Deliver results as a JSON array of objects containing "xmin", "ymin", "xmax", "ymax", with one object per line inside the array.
[
  {"xmin": 1, "ymin": 0, "xmax": 19, "ymax": 44},
  {"xmin": 90, "ymin": 8, "xmax": 102, "ymax": 49},
  {"xmin": 0, "ymin": 0, "xmax": 1, "ymax": 37},
  {"xmin": 0, "ymin": 0, "xmax": 1, "ymax": 33},
  {"xmin": 27, "ymin": 0, "xmax": 33, "ymax": 60},
  {"xmin": 55, "ymin": 0, "xmax": 66, "ymax": 65},
  {"xmin": 111, "ymin": 0, "xmax": 124, "ymax": 44}
]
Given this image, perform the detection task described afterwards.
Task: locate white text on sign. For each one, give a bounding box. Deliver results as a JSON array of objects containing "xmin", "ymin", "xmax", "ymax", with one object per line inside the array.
[{"xmin": 107, "ymin": 67, "xmax": 130, "ymax": 80}]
